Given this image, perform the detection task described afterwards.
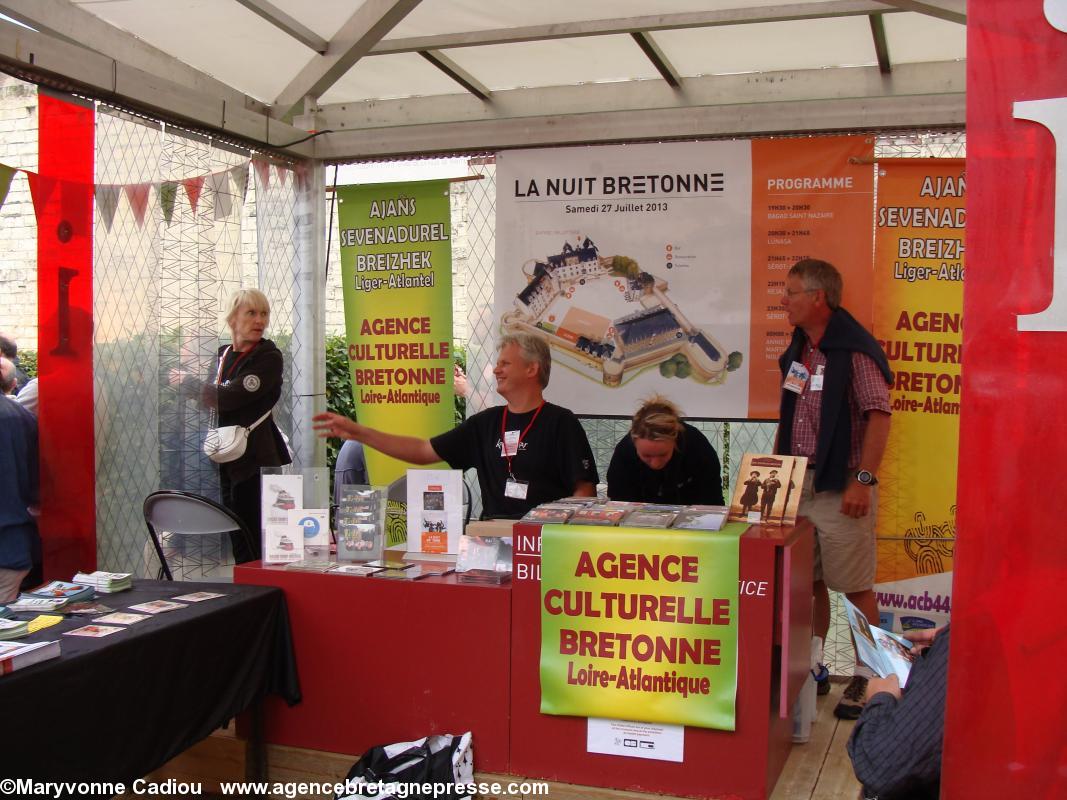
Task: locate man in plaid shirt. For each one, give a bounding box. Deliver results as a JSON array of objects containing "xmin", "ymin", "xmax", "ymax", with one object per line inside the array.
[{"xmin": 777, "ymin": 258, "xmax": 893, "ymax": 720}]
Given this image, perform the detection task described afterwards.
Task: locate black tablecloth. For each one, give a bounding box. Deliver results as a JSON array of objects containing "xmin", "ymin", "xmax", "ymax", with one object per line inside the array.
[{"xmin": 0, "ymin": 579, "xmax": 300, "ymax": 786}]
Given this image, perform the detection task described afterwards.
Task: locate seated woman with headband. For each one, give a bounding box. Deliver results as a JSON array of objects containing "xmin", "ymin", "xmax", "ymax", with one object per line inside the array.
[{"xmin": 606, "ymin": 396, "xmax": 725, "ymax": 506}]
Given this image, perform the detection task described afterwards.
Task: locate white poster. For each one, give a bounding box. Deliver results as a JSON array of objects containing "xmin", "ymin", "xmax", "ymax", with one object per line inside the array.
[{"xmin": 495, "ymin": 142, "xmax": 752, "ymax": 417}]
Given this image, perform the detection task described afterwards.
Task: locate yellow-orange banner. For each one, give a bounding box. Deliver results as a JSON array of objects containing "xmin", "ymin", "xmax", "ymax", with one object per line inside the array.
[{"xmin": 871, "ymin": 160, "xmax": 963, "ymax": 629}]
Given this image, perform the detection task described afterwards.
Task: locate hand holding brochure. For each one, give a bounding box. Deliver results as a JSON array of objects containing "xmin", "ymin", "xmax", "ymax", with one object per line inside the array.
[{"xmin": 842, "ymin": 597, "xmax": 915, "ymax": 685}]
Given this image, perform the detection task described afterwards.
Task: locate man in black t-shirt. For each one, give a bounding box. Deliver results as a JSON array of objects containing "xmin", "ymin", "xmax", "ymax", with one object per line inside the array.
[{"xmin": 314, "ymin": 334, "xmax": 598, "ymax": 518}]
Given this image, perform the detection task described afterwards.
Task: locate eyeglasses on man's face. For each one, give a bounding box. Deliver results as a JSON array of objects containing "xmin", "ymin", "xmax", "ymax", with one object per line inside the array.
[{"xmin": 782, "ymin": 287, "xmax": 818, "ymax": 298}]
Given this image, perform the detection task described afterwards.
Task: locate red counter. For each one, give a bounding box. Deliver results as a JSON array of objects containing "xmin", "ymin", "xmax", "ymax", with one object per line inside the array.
[
  {"xmin": 236, "ymin": 521, "xmax": 812, "ymax": 798},
  {"xmin": 511, "ymin": 521, "xmax": 813, "ymax": 800},
  {"xmin": 234, "ymin": 565, "xmax": 512, "ymax": 772}
]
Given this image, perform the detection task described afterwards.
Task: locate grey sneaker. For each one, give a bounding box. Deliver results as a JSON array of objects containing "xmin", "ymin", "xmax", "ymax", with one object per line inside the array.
[{"xmin": 833, "ymin": 675, "xmax": 868, "ymax": 720}]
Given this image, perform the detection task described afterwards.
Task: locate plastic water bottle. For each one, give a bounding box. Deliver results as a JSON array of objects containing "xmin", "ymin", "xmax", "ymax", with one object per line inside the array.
[{"xmin": 792, "ymin": 636, "xmax": 820, "ymax": 743}]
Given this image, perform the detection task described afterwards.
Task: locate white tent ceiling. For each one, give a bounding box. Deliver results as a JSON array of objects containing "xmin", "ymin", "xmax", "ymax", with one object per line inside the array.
[{"xmin": 0, "ymin": 0, "xmax": 965, "ymax": 161}]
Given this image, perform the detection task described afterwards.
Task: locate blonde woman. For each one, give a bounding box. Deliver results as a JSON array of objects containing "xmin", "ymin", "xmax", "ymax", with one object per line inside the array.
[
  {"xmin": 186, "ymin": 289, "xmax": 291, "ymax": 562},
  {"xmin": 606, "ymin": 395, "xmax": 724, "ymax": 505}
]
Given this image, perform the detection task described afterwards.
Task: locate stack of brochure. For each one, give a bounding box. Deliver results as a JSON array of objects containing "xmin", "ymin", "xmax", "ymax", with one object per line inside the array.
[
  {"xmin": 569, "ymin": 503, "xmax": 632, "ymax": 526},
  {"xmin": 7, "ymin": 596, "xmax": 68, "ymax": 613},
  {"xmin": 672, "ymin": 505, "xmax": 729, "ymax": 531},
  {"xmin": 622, "ymin": 504, "xmax": 684, "ymax": 528},
  {"xmin": 0, "ymin": 640, "xmax": 61, "ymax": 674},
  {"xmin": 0, "ymin": 618, "xmax": 30, "ymax": 640},
  {"xmin": 72, "ymin": 571, "xmax": 133, "ymax": 593},
  {"xmin": 25, "ymin": 581, "xmax": 95, "ymax": 604},
  {"xmin": 520, "ymin": 504, "xmax": 576, "ymax": 523}
]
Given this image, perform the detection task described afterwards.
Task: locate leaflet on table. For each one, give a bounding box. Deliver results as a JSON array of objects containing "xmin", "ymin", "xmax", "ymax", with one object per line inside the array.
[
  {"xmin": 406, "ymin": 469, "xmax": 464, "ymax": 555},
  {"xmin": 263, "ymin": 524, "xmax": 303, "ymax": 564},
  {"xmin": 94, "ymin": 612, "xmax": 151, "ymax": 625},
  {"xmin": 333, "ymin": 564, "xmax": 384, "ymax": 577},
  {"xmin": 842, "ymin": 597, "xmax": 915, "ymax": 685},
  {"xmin": 261, "ymin": 474, "xmax": 304, "ymax": 528},
  {"xmin": 128, "ymin": 599, "xmax": 187, "ymax": 614},
  {"xmin": 172, "ymin": 591, "xmax": 226, "ymax": 602},
  {"xmin": 64, "ymin": 624, "xmax": 124, "ymax": 638},
  {"xmin": 288, "ymin": 508, "xmax": 330, "ymax": 555}
]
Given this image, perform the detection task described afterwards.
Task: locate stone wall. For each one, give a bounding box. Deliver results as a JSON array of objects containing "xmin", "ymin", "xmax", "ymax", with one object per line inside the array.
[{"xmin": 0, "ymin": 76, "xmax": 38, "ymax": 350}]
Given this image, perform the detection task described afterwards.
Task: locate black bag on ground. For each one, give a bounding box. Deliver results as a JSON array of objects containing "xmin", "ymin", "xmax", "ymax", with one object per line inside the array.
[{"xmin": 337, "ymin": 733, "xmax": 473, "ymax": 800}]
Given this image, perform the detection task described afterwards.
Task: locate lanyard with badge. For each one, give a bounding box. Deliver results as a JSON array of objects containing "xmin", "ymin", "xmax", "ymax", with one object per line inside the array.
[
  {"xmin": 501, "ymin": 402, "xmax": 545, "ymax": 499},
  {"xmin": 783, "ymin": 339, "xmax": 824, "ymax": 394}
]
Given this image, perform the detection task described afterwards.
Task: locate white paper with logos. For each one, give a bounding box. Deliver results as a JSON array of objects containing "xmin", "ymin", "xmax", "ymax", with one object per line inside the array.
[
  {"xmin": 289, "ymin": 508, "xmax": 330, "ymax": 555},
  {"xmin": 405, "ymin": 469, "xmax": 463, "ymax": 555},
  {"xmin": 587, "ymin": 717, "xmax": 684, "ymax": 763}
]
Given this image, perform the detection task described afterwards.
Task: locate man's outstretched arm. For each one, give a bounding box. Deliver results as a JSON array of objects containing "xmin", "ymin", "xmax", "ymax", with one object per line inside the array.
[{"xmin": 313, "ymin": 411, "xmax": 440, "ymax": 465}]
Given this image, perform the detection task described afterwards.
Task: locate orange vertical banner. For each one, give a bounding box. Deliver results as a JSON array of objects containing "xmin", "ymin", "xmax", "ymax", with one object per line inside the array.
[
  {"xmin": 870, "ymin": 160, "xmax": 964, "ymax": 630},
  {"xmin": 748, "ymin": 136, "xmax": 875, "ymax": 418}
]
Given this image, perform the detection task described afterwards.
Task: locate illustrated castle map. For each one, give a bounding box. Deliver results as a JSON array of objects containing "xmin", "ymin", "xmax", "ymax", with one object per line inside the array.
[{"xmin": 501, "ymin": 238, "xmax": 743, "ymax": 387}]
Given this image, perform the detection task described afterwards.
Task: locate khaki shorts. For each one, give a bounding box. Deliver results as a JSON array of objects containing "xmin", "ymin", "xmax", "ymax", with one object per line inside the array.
[{"xmin": 798, "ymin": 470, "xmax": 877, "ymax": 593}]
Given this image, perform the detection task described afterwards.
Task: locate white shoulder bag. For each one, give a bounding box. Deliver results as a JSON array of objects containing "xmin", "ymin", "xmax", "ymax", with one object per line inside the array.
[{"xmin": 203, "ymin": 346, "xmax": 273, "ymax": 464}]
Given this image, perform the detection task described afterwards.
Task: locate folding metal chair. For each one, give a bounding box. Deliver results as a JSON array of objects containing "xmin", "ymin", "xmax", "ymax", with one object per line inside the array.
[{"xmin": 143, "ymin": 489, "xmax": 254, "ymax": 580}]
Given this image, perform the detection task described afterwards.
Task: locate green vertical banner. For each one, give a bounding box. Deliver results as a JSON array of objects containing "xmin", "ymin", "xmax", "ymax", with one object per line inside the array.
[
  {"xmin": 540, "ymin": 523, "xmax": 743, "ymax": 730},
  {"xmin": 337, "ymin": 180, "xmax": 454, "ymax": 485}
]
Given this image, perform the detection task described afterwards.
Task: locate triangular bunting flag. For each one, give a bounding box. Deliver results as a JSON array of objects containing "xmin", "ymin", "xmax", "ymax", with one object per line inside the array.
[
  {"xmin": 27, "ymin": 172, "xmax": 58, "ymax": 219},
  {"xmin": 159, "ymin": 181, "xmax": 178, "ymax": 224},
  {"xmin": 0, "ymin": 164, "xmax": 15, "ymax": 211},
  {"xmin": 293, "ymin": 163, "xmax": 310, "ymax": 193},
  {"xmin": 231, "ymin": 163, "xmax": 249, "ymax": 201},
  {"xmin": 182, "ymin": 175, "xmax": 205, "ymax": 214},
  {"xmin": 124, "ymin": 183, "xmax": 150, "ymax": 227},
  {"xmin": 95, "ymin": 184, "xmax": 121, "ymax": 231},
  {"xmin": 253, "ymin": 158, "xmax": 271, "ymax": 190},
  {"xmin": 208, "ymin": 171, "xmax": 232, "ymax": 220},
  {"xmin": 275, "ymin": 164, "xmax": 289, "ymax": 187}
]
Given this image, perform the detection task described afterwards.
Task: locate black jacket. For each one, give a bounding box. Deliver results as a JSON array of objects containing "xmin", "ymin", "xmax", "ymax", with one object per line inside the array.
[
  {"xmin": 777, "ymin": 307, "xmax": 892, "ymax": 492},
  {"xmin": 213, "ymin": 339, "xmax": 292, "ymax": 483}
]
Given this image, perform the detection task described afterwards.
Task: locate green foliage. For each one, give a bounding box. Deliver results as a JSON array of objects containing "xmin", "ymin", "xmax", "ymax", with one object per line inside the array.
[
  {"xmin": 324, "ymin": 336, "xmax": 469, "ymax": 474},
  {"xmin": 324, "ymin": 334, "xmax": 355, "ymax": 474},
  {"xmin": 18, "ymin": 350, "xmax": 37, "ymax": 379},
  {"xmin": 659, "ymin": 359, "xmax": 676, "ymax": 378},
  {"xmin": 727, "ymin": 351, "xmax": 743, "ymax": 372},
  {"xmin": 452, "ymin": 343, "xmax": 467, "ymax": 425}
]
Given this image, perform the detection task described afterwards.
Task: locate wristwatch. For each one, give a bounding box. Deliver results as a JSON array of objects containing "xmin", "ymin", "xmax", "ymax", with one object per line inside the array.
[{"xmin": 855, "ymin": 469, "xmax": 878, "ymax": 486}]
